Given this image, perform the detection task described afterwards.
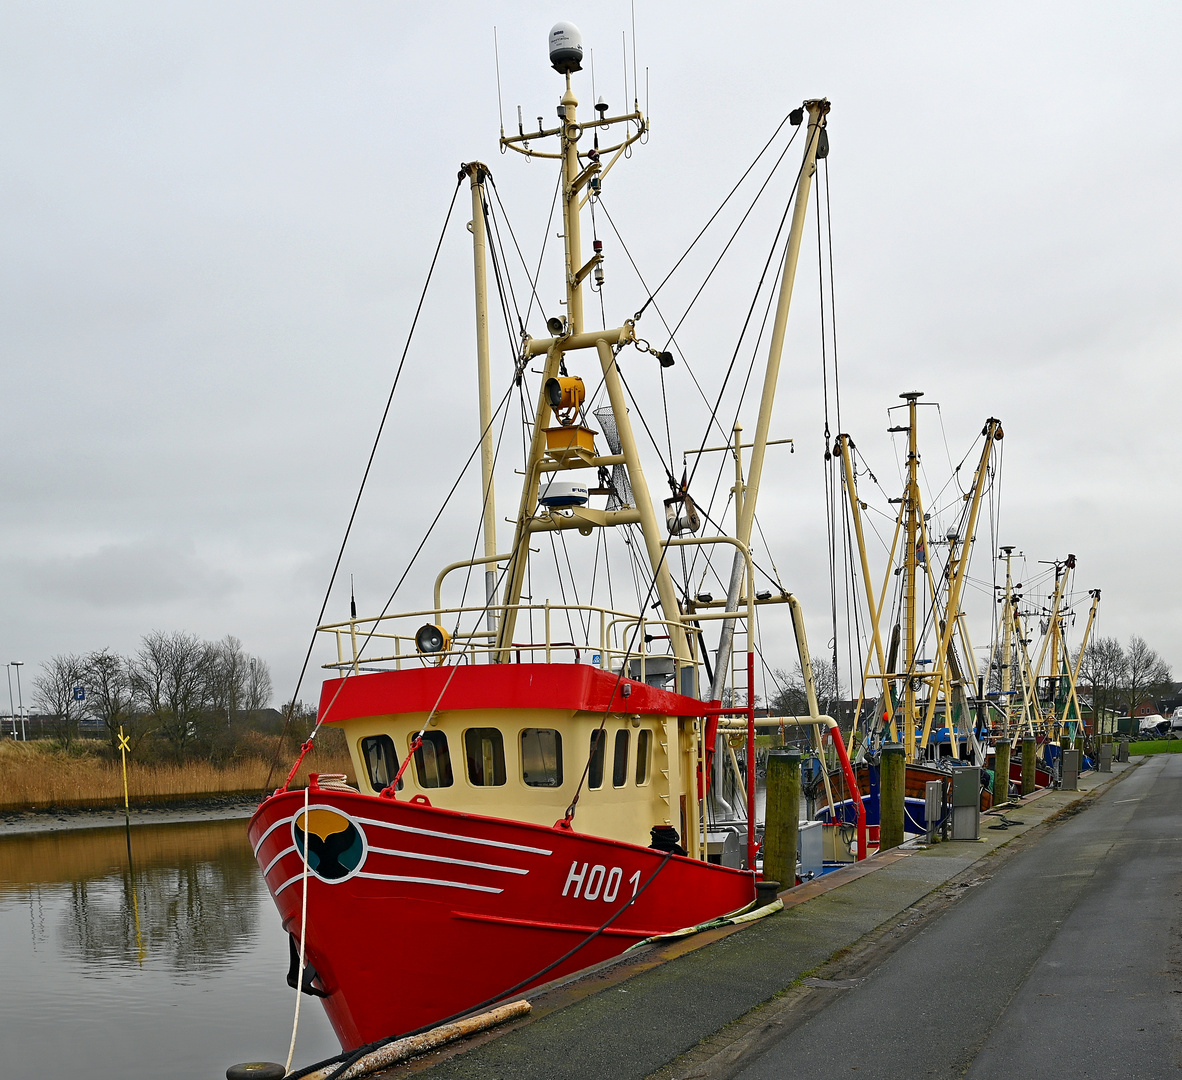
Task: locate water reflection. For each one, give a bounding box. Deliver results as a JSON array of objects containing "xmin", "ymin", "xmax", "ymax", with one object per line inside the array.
[
  {"xmin": 3, "ymin": 819, "xmax": 261, "ymax": 976},
  {"xmin": 0, "ymin": 818, "xmax": 340, "ymax": 1080}
]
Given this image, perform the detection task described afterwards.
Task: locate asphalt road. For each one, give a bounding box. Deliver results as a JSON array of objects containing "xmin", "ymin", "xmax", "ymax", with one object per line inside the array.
[{"xmin": 734, "ymin": 753, "xmax": 1182, "ymax": 1080}]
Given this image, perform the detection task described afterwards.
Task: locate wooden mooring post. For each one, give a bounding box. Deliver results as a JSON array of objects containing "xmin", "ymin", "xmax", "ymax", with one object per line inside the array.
[
  {"xmin": 993, "ymin": 740, "xmax": 1010, "ymax": 806},
  {"xmin": 880, "ymin": 744, "xmax": 905, "ymax": 851},
  {"xmin": 1021, "ymin": 737, "xmax": 1036, "ymax": 796},
  {"xmin": 763, "ymin": 748, "xmax": 801, "ymax": 889}
]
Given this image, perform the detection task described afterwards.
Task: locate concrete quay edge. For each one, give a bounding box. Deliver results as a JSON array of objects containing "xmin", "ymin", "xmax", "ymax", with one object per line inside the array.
[{"xmin": 392, "ymin": 758, "xmax": 1141, "ymax": 1080}]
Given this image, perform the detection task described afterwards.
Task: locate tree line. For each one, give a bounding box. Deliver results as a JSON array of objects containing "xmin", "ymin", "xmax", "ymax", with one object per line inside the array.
[
  {"xmin": 1078, "ymin": 634, "xmax": 1174, "ymax": 723},
  {"xmin": 32, "ymin": 632, "xmax": 274, "ymax": 760}
]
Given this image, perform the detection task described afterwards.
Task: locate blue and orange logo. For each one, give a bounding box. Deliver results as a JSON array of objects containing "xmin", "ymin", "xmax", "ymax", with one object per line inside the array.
[{"xmin": 292, "ymin": 807, "xmax": 367, "ymax": 883}]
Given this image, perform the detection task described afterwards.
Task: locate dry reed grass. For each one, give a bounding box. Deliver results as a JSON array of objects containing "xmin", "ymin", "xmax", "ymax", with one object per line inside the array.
[{"xmin": 0, "ymin": 740, "xmax": 355, "ymax": 811}]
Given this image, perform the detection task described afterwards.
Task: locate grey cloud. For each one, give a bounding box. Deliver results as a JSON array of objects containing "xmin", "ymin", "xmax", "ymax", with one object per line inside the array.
[{"xmin": 19, "ymin": 541, "xmax": 237, "ymax": 609}]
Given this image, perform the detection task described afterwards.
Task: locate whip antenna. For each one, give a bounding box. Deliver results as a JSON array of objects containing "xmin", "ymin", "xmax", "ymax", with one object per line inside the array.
[
  {"xmin": 493, "ymin": 27, "xmax": 504, "ymax": 136},
  {"xmin": 631, "ymin": 0, "xmax": 639, "ymax": 109}
]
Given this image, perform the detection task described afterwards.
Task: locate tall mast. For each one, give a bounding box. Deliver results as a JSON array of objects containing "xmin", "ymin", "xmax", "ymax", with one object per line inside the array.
[
  {"xmin": 709, "ymin": 99, "xmax": 830, "ymax": 702},
  {"xmin": 836, "ymin": 433, "xmax": 896, "ymax": 740},
  {"xmin": 560, "ymin": 80, "xmax": 585, "ymax": 334},
  {"xmin": 1031, "ymin": 556, "xmax": 1070, "ymax": 733},
  {"xmin": 999, "ymin": 545, "xmax": 1016, "ymax": 739},
  {"xmin": 899, "ymin": 391, "xmax": 923, "ymax": 759},
  {"xmin": 493, "ymin": 51, "xmax": 689, "ymax": 666},
  {"xmin": 1068, "ymin": 586, "xmax": 1101, "ymax": 727},
  {"xmin": 918, "ymin": 417, "xmax": 1003, "ymax": 748},
  {"xmin": 1063, "ymin": 587, "xmax": 1100, "ymax": 731},
  {"xmin": 464, "ymin": 162, "xmax": 499, "ymax": 632}
]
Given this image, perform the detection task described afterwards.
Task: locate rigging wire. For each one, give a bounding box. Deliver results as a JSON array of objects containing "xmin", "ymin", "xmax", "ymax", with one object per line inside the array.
[
  {"xmin": 594, "ymin": 115, "xmax": 802, "ymax": 460},
  {"xmin": 452, "ymin": 377, "xmax": 517, "ymax": 621},
  {"xmin": 487, "ymin": 171, "xmax": 561, "ymax": 332},
  {"xmin": 263, "ymin": 172, "xmax": 465, "ymax": 792},
  {"xmin": 632, "ymin": 110, "xmax": 796, "ymax": 320},
  {"xmin": 645, "ymin": 125, "xmax": 801, "ymax": 352},
  {"xmin": 596, "ymin": 199, "xmax": 741, "ymax": 447},
  {"xmin": 816, "ymin": 167, "xmax": 842, "ymax": 708}
]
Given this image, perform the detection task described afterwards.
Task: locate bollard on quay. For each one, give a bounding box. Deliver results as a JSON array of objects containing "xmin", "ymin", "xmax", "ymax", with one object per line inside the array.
[
  {"xmin": 763, "ymin": 748, "xmax": 801, "ymax": 890},
  {"xmin": 1021, "ymin": 737, "xmax": 1036, "ymax": 796},
  {"xmin": 993, "ymin": 739, "xmax": 1010, "ymax": 806},
  {"xmin": 879, "ymin": 743, "xmax": 906, "ymax": 851}
]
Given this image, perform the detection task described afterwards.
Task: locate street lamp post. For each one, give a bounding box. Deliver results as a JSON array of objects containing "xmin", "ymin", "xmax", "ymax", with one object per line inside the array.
[
  {"xmin": 11, "ymin": 662, "xmax": 25, "ymax": 741},
  {"xmin": 5, "ymin": 664, "xmax": 14, "ymax": 740}
]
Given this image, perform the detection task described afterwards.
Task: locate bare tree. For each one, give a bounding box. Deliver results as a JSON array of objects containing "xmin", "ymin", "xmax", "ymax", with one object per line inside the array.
[
  {"xmin": 208, "ymin": 635, "xmax": 249, "ymax": 725},
  {"xmin": 1078, "ymin": 636, "xmax": 1127, "ymax": 726},
  {"xmin": 771, "ymin": 658, "xmax": 844, "ymax": 720},
  {"xmin": 32, "ymin": 654, "xmax": 86, "ymax": 748},
  {"xmin": 1123, "ymin": 635, "xmax": 1172, "ymax": 718},
  {"xmin": 80, "ymin": 648, "xmax": 140, "ymax": 754},
  {"xmin": 245, "ymin": 656, "xmax": 273, "ymax": 713},
  {"xmin": 131, "ymin": 631, "xmax": 217, "ymax": 759}
]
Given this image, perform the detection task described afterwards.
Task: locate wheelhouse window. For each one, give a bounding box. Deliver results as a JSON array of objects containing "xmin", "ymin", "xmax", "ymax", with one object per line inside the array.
[
  {"xmin": 412, "ymin": 731, "xmax": 453, "ymax": 788},
  {"xmin": 612, "ymin": 729, "xmax": 630, "ymax": 788},
  {"xmin": 521, "ymin": 728, "xmax": 563, "ymax": 788},
  {"xmin": 361, "ymin": 734, "xmax": 402, "ymax": 792},
  {"xmin": 588, "ymin": 729, "xmax": 607, "ymax": 790},
  {"xmin": 635, "ymin": 729, "xmax": 652, "ymax": 785},
  {"xmin": 464, "ymin": 727, "xmax": 506, "ymax": 786}
]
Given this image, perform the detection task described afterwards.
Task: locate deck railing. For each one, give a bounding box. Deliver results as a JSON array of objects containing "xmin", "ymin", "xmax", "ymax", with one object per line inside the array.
[{"xmin": 318, "ymin": 602, "xmax": 701, "ymax": 682}]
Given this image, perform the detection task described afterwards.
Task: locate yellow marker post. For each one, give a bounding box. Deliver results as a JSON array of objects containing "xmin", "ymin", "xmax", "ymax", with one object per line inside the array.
[
  {"xmin": 117, "ymin": 724, "xmax": 145, "ymax": 962},
  {"xmin": 118, "ymin": 725, "xmax": 132, "ymax": 826}
]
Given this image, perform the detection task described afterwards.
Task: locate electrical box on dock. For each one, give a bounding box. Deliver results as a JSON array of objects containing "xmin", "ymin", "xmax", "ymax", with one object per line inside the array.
[
  {"xmin": 924, "ymin": 780, "xmax": 942, "ymax": 843},
  {"xmin": 950, "ymin": 766, "xmax": 980, "ymax": 841},
  {"xmin": 1099, "ymin": 742, "xmax": 1113, "ymax": 773},
  {"xmin": 798, "ymin": 819, "xmax": 823, "ymax": 879},
  {"xmin": 1061, "ymin": 749, "xmax": 1080, "ymax": 790}
]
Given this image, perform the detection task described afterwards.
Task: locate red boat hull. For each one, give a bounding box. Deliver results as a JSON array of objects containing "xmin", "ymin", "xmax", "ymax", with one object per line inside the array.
[
  {"xmin": 1007, "ymin": 759, "xmax": 1052, "ymax": 789},
  {"xmin": 250, "ymin": 787, "xmax": 755, "ymax": 1050}
]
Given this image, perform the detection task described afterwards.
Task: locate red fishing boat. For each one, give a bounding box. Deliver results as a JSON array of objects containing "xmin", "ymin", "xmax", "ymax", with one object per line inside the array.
[
  {"xmin": 249, "ymin": 666, "xmax": 758, "ymax": 1048},
  {"xmin": 251, "ymin": 22, "xmax": 858, "ymax": 1052}
]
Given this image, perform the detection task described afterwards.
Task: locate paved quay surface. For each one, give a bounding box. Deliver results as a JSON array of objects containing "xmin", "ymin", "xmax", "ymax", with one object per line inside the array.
[
  {"xmin": 727, "ymin": 752, "xmax": 1182, "ymax": 1080},
  {"xmin": 390, "ymin": 757, "xmax": 1160, "ymax": 1080}
]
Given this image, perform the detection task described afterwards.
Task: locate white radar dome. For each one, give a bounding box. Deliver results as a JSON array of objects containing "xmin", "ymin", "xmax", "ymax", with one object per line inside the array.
[
  {"xmin": 539, "ymin": 479, "xmax": 589, "ymax": 508},
  {"xmin": 549, "ymin": 22, "xmax": 583, "ymax": 74}
]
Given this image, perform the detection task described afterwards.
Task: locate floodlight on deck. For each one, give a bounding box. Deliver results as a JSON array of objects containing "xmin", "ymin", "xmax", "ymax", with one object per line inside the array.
[
  {"xmin": 415, "ymin": 624, "xmax": 451, "ymax": 657},
  {"xmin": 545, "ymin": 376, "xmax": 585, "ymax": 425}
]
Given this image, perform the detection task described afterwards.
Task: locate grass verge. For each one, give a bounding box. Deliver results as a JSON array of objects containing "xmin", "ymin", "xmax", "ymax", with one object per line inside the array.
[{"xmin": 1127, "ymin": 738, "xmax": 1182, "ymax": 756}]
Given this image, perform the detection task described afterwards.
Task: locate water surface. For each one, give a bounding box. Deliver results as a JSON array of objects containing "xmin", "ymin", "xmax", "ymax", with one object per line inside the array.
[{"xmin": 0, "ymin": 818, "xmax": 339, "ymax": 1079}]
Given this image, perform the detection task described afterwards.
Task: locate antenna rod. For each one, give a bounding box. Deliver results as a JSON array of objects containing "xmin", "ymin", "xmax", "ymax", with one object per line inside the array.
[
  {"xmin": 494, "ymin": 27, "xmax": 504, "ymax": 136},
  {"xmin": 631, "ymin": 0, "xmax": 639, "ymax": 107},
  {"xmin": 621, "ymin": 32, "xmax": 628, "ymax": 120}
]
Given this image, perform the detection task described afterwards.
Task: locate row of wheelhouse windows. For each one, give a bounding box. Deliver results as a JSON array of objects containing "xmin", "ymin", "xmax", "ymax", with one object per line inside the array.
[{"xmin": 361, "ymin": 727, "xmax": 654, "ymax": 792}]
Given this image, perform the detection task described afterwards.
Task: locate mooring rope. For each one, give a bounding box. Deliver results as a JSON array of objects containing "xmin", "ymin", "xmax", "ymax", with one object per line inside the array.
[{"xmin": 284, "ymin": 782, "xmax": 312, "ymax": 1074}]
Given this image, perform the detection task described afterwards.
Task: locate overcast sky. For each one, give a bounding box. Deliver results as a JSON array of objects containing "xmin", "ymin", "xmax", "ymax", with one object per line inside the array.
[{"xmin": 2, "ymin": 1, "xmax": 1179, "ymax": 711}]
